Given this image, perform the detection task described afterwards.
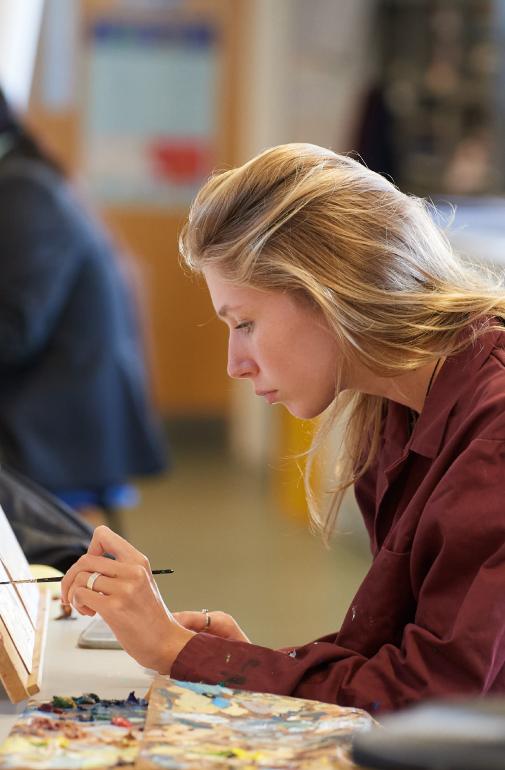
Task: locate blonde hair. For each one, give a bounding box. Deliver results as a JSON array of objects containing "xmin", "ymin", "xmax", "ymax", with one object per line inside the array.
[{"xmin": 179, "ymin": 143, "xmax": 505, "ymax": 540}]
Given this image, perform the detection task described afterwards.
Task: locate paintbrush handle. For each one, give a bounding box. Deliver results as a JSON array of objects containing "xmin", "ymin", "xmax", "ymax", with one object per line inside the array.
[{"xmin": 0, "ymin": 568, "xmax": 174, "ymax": 586}]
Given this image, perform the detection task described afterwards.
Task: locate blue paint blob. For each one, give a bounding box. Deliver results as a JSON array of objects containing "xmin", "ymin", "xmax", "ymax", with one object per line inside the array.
[
  {"xmin": 174, "ymin": 679, "xmax": 233, "ymax": 698},
  {"xmin": 211, "ymin": 697, "xmax": 230, "ymax": 709}
]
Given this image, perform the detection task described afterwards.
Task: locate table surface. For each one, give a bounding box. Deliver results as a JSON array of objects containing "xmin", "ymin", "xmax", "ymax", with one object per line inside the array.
[{"xmin": 0, "ymin": 599, "xmax": 152, "ymax": 742}]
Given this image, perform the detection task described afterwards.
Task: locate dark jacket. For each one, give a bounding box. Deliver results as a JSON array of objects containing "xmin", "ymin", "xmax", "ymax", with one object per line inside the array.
[
  {"xmin": 171, "ymin": 325, "xmax": 505, "ymax": 714},
  {"xmin": 0, "ymin": 157, "xmax": 166, "ymax": 491}
]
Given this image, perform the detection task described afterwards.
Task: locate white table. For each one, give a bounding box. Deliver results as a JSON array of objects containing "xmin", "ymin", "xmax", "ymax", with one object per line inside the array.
[{"xmin": 0, "ymin": 601, "xmax": 152, "ymax": 741}]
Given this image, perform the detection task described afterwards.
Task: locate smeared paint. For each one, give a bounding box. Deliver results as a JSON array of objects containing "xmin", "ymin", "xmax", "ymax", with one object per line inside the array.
[
  {"xmin": 0, "ymin": 691, "xmax": 147, "ymax": 769},
  {"xmin": 210, "ymin": 697, "xmax": 229, "ymax": 709},
  {"xmin": 217, "ymin": 675, "xmax": 246, "ymax": 688},
  {"xmin": 139, "ymin": 677, "xmax": 374, "ymax": 769},
  {"xmin": 176, "ymin": 681, "xmax": 225, "ymax": 698},
  {"xmin": 240, "ymin": 658, "xmax": 260, "ymax": 673},
  {"xmin": 110, "ymin": 716, "xmax": 133, "ymax": 728},
  {"xmin": 211, "ymin": 746, "xmax": 266, "ymax": 762},
  {"xmin": 51, "ymin": 696, "xmax": 76, "ymax": 710},
  {"xmin": 163, "ymin": 683, "xmax": 246, "ymax": 718}
]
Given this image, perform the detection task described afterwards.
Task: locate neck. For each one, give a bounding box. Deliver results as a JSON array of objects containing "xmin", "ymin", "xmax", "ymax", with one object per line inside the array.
[
  {"xmin": 345, "ymin": 356, "xmax": 446, "ymax": 413},
  {"xmin": 385, "ymin": 358, "xmax": 444, "ymax": 414}
]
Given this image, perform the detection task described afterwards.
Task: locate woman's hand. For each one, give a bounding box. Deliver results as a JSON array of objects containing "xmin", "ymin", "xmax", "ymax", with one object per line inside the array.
[
  {"xmin": 61, "ymin": 526, "xmax": 195, "ymax": 673},
  {"xmin": 173, "ymin": 610, "xmax": 250, "ymax": 643}
]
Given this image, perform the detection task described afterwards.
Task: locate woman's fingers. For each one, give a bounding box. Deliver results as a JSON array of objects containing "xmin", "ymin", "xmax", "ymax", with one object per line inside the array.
[
  {"xmin": 69, "ymin": 585, "xmax": 108, "ymax": 617},
  {"xmin": 87, "ymin": 525, "xmax": 148, "ymax": 563},
  {"xmin": 173, "ymin": 611, "xmax": 209, "ymax": 633},
  {"xmin": 61, "ymin": 554, "xmax": 116, "ymax": 604},
  {"xmin": 67, "ymin": 564, "xmax": 153, "ymax": 615},
  {"xmin": 61, "ymin": 554, "xmax": 149, "ymax": 605},
  {"xmin": 68, "ymin": 570, "xmax": 133, "ymax": 614},
  {"xmin": 70, "ymin": 571, "xmax": 116, "ymax": 596},
  {"xmin": 172, "ymin": 610, "xmax": 250, "ymax": 643},
  {"xmin": 61, "ymin": 527, "xmax": 151, "ymax": 605}
]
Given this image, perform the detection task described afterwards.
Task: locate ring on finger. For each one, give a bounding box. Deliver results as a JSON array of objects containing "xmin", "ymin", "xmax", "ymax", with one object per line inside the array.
[
  {"xmin": 87, "ymin": 571, "xmax": 102, "ymax": 592},
  {"xmin": 200, "ymin": 608, "xmax": 211, "ymax": 630}
]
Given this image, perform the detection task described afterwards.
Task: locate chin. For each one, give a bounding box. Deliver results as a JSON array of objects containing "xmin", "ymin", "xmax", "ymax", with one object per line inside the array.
[{"xmin": 285, "ymin": 402, "xmax": 328, "ymax": 420}]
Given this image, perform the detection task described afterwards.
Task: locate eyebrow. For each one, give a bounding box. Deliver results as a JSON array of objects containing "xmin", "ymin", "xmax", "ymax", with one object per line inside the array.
[{"xmin": 217, "ymin": 304, "xmax": 240, "ymax": 318}]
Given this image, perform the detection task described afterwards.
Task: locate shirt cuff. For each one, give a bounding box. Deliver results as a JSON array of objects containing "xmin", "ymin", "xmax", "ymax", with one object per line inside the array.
[{"xmin": 170, "ymin": 632, "xmax": 289, "ymax": 692}]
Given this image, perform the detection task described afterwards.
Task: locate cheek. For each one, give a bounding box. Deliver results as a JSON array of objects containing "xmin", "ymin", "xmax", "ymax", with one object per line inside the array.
[
  {"xmin": 297, "ymin": 330, "xmax": 337, "ymax": 377},
  {"xmin": 263, "ymin": 341, "xmax": 288, "ymax": 374}
]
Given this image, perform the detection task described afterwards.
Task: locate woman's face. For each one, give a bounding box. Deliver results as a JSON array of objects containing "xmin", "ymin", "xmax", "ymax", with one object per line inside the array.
[{"xmin": 204, "ymin": 267, "xmax": 340, "ymax": 419}]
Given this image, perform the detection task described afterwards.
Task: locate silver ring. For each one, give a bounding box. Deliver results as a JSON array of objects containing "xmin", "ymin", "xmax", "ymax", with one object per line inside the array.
[
  {"xmin": 87, "ymin": 571, "xmax": 101, "ymax": 591},
  {"xmin": 200, "ymin": 608, "xmax": 211, "ymax": 629}
]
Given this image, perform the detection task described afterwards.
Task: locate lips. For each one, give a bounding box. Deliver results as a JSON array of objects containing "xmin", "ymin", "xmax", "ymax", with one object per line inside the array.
[{"xmin": 255, "ymin": 390, "xmax": 278, "ymax": 404}]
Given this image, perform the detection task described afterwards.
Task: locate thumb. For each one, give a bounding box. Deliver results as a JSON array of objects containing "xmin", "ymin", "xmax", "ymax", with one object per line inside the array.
[
  {"xmin": 173, "ymin": 610, "xmax": 250, "ymax": 642},
  {"xmin": 173, "ymin": 611, "xmax": 208, "ymax": 633}
]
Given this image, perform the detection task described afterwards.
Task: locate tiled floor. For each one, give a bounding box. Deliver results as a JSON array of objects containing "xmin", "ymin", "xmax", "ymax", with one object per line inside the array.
[{"xmin": 121, "ymin": 438, "xmax": 371, "ymax": 650}]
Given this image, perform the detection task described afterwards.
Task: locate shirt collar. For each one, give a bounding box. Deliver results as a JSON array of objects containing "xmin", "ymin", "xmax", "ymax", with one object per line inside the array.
[{"xmin": 390, "ymin": 324, "xmax": 504, "ymax": 460}]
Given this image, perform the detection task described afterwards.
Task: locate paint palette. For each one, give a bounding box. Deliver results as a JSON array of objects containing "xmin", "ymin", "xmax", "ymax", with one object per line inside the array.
[
  {"xmin": 137, "ymin": 677, "xmax": 373, "ymax": 769},
  {"xmin": 0, "ymin": 681, "xmax": 373, "ymax": 769},
  {"xmin": 0, "ymin": 691, "xmax": 148, "ymax": 769}
]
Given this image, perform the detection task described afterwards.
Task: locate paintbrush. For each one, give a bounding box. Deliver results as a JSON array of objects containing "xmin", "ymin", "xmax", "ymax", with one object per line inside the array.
[{"xmin": 0, "ymin": 568, "xmax": 174, "ymax": 585}]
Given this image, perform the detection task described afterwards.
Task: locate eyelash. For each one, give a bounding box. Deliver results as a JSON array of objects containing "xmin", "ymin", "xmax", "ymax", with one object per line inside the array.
[{"xmin": 235, "ymin": 321, "xmax": 253, "ymax": 333}]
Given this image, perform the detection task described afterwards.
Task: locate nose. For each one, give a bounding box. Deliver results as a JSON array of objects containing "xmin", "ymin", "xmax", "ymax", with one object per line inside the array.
[{"xmin": 227, "ymin": 337, "xmax": 258, "ymax": 379}]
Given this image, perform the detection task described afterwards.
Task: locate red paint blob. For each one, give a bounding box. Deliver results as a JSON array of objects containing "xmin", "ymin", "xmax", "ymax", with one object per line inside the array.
[{"xmin": 111, "ymin": 716, "xmax": 133, "ymax": 728}]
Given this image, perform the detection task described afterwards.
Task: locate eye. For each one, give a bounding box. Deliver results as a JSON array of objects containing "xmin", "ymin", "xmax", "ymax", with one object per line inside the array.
[{"xmin": 235, "ymin": 321, "xmax": 253, "ymax": 333}]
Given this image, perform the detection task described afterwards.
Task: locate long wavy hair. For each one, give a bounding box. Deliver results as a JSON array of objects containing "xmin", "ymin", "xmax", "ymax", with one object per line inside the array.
[{"xmin": 179, "ymin": 143, "xmax": 505, "ymax": 540}]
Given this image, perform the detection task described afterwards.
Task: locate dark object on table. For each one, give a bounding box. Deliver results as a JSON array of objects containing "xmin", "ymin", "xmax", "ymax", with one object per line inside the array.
[{"xmin": 352, "ymin": 698, "xmax": 505, "ymax": 770}]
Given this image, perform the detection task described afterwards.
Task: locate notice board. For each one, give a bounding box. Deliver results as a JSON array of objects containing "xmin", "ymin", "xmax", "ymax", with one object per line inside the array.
[{"xmin": 83, "ymin": 17, "xmax": 219, "ymax": 207}]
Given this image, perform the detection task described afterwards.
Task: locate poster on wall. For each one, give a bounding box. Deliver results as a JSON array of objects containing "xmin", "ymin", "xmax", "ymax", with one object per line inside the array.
[{"xmin": 83, "ymin": 19, "xmax": 218, "ymax": 207}]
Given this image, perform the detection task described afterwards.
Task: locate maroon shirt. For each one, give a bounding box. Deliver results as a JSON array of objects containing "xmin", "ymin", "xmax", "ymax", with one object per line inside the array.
[{"xmin": 172, "ymin": 326, "xmax": 505, "ymax": 714}]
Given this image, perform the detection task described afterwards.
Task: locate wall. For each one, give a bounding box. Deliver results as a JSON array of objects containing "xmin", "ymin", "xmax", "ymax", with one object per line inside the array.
[
  {"xmin": 27, "ymin": 0, "xmax": 246, "ymax": 416},
  {"xmin": 0, "ymin": 0, "xmax": 44, "ymax": 108}
]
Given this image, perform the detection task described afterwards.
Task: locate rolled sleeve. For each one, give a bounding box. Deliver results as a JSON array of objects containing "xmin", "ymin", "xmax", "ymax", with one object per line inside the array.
[{"xmin": 171, "ymin": 438, "xmax": 505, "ymax": 714}]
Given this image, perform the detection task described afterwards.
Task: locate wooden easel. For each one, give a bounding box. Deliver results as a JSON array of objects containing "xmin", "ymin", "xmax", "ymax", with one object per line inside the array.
[
  {"xmin": 0, "ymin": 506, "xmax": 50, "ymax": 704},
  {"xmin": 0, "ymin": 589, "xmax": 49, "ymax": 703}
]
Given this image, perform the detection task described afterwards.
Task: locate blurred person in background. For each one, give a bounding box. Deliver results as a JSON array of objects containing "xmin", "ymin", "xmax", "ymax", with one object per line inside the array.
[
  {"xmin": 0, "ymin": 86, "xmax": 167, "ymax": 530},
  {"xmin": 354, "ymin": 82, "xmax": 398, "ymax": 183},
  {"xmin": 63, "ymin": 144, "xmax": 505, "ymax": 714}
]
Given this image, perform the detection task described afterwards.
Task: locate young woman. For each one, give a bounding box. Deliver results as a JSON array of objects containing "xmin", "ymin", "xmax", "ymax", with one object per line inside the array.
[{"xmin": 62, "ymin": 144, "xmax": 505, "ymax": 714}]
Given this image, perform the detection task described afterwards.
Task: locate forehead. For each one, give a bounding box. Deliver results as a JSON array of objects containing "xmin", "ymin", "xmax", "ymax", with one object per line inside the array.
[{"xmin": 203, "ymin": 267, "xmax": 274, "ymax": 316}]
